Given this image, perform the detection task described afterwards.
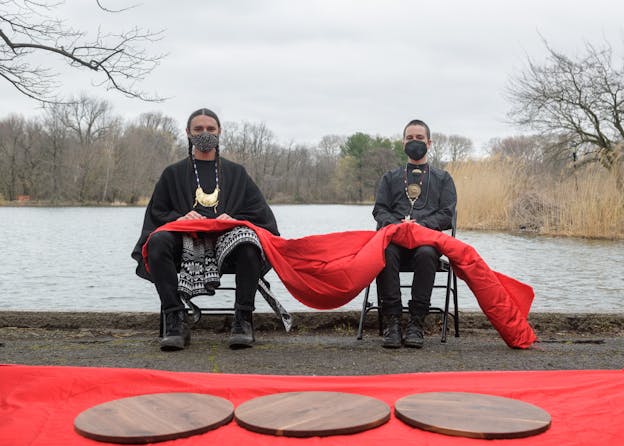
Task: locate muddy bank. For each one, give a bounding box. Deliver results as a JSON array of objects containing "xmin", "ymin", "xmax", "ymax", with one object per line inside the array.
[
  {"xmin": 1, "ymin": 311, "xmax": 623, "ymax": 335},
  {"xmin": 1, "ymin": 311, "xmax": 622, "ymax": 375}
]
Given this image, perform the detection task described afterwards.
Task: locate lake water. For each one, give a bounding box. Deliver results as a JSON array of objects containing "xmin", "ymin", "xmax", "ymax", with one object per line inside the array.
[{"xmin": 0, "ymin": 206, "xmax": 622, "ymax": 313}]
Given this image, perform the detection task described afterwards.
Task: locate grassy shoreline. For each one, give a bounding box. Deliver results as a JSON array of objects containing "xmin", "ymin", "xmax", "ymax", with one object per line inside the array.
[{"xmin": 448, "ymin": 159, "xmax": 623, "ymax": 240}]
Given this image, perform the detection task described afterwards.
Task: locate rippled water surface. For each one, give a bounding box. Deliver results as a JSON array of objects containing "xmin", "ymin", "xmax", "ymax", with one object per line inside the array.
[{"xmin": 1, "ymin": 206, "xmax": 622, "ymax": 313}]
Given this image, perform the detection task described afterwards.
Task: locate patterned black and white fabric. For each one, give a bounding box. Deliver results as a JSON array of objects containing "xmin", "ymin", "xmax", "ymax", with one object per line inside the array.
[
  {"xmin": 178, "ymin": 226, "xmax": 264, "ymax": 299},
  {"xmin": 178, "ymin": 226, "xmax": 292, "ymax": 331},
  {"xmin": 178, "ymin": 235, "xmax": 220, "ymax": 298}
]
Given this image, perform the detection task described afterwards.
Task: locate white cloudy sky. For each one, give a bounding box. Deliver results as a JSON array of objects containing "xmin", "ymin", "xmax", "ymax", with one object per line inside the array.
[{"xmin": 2, "ymin": 0, "xmax": 623, "ymax": 149}]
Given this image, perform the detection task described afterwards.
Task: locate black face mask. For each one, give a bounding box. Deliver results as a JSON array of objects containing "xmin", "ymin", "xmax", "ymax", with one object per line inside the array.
[{"xmin": 404, "ymin": 140, "xmax": 428, "ymax": 161}]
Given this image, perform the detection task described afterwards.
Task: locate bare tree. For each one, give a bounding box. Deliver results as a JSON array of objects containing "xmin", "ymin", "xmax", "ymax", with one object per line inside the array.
[
  {"xmin": 507, "ymin": 39, "xmax": 624, "ymax": 190},
  {"xmin": 115, "ymin": 113, "xmax": 183, "ymax": 203},
  {"xmin": 446, "ymin": 135, "xmax": 474, "ymax": 163},
  {"xmin": 363, "ymin": 145, "xmax": 400, "ymax": 199},
  {"xmin": 0, "ymin": 114, "xmax": 25, "ymax": 200},
  {"xmin": 45, "ymin": 95, "xmax": 120, "ymax": 201},
  {"xmin": 283, "ymin": 144, "xmax": 313, "ymax": 202},
  {"xmin": 313, "ymin": 135, "xmax": 344, "ymax": 202},
  {"xmin": 43, "ymin": 108, "xmax": 72, "ymax": 201},
  {"xmin": 333, "ymin": 155, "xmax": 360, "ymax": 203},
  {"xmin": 0, "ymin": 0, "xmax": 165, "ymax": 102},
  {"xmin": 220, "ymin": 121, "xmax": 276, "ymax": 190},
  {"xmin": 135, "ymin": 111, "xmax": 181, "ymax": 161},
  {"xmin": 318, "ymin": 134, "xmax": 345, "ymax": 157},
  {"xmin": 432, "ymin": 133, "xmax": 474, "ymax": 166}
]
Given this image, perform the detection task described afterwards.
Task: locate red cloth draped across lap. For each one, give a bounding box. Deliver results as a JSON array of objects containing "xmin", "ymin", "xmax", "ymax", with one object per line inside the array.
[{"xmin": 143, "ymin": 220, "xmax": 536, "ymax": 349}]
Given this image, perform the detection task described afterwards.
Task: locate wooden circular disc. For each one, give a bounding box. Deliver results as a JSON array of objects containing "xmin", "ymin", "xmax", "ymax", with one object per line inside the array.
[
  {"xmin": 235, "ymin": 391, "xmax": 390, "ymax": 437},
  {"xmin": 74, "ymin": 392, "xmax": 233, "ymax": 444},
  {"xmin": 395, "ymin": 392, "xmax": 551, "ymax": 439}
]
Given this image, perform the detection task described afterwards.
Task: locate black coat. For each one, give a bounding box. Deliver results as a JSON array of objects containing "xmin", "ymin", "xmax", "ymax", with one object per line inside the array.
[
  {"xmin": 373, "ymin": 164, "xmax": 456, "ymax": 231},
  {"xmin": 131, "ymin": 156, "xmax": 279, "ymax": 280}
]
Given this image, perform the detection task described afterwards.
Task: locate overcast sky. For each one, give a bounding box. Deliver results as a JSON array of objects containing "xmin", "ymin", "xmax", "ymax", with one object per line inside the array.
[{"xmin": 2, "ymin": 0, "xmax": 623, "ymax": 150}]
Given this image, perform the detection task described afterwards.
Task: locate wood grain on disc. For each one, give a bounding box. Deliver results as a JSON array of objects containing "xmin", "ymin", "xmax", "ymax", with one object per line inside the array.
[
  {"xmin": 74, "ymin": 392, "xmax": 233, "ymax": 444},
  {"xmin": 395, "ymin": 392, "xmax": 551, "ymax": 439},
  {"xmin": 235, "ymin": 391, "xmax": 390, "ymax": 437}
]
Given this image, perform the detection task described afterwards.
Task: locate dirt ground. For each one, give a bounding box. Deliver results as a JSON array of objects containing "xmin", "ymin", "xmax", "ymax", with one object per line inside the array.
[{"xmin": 1, "ymin": 311, "xmax": 622, "ymax": 375}]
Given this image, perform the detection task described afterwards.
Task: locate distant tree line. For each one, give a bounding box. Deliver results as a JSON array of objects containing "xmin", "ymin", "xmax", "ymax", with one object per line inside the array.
[
  {"xmin": 0, "ymin": 95, "xmax": 474, "ymax": 204},
  {"xmin": 0, "ymin": 96, "xmax": 179, "ymax": 204}
]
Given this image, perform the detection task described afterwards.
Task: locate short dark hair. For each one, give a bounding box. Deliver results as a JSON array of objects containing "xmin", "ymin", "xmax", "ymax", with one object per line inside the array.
[
  {"xmin": 403, "ymin": 119, "xmax": 430, "ymax": 139},
  {"xmin": 186, "ymin": 108, "xmax": 221, "ymax": 131}
]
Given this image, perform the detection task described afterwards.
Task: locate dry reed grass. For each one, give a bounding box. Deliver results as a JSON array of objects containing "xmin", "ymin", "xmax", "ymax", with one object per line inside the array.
[{"xmin": 447, "ymin": 158, "xmax": 624, "ymax": 239}]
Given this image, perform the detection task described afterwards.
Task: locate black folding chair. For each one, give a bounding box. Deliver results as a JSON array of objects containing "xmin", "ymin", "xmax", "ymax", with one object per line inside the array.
[
  {"xmin": 356, "ymin": 216, "xmax": 459, "ymax": 343},
  {"xmin": 179, "ymin": 274, "xmax": 278, "ymax": 323},
  {"xmin": 160, "ymin": 271, "xmax": 292, "ymax": 335}
]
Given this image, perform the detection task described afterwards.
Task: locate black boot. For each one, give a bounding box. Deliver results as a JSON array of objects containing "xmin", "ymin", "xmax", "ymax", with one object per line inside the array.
[
  {"xmin": 160, "ymin": 307, "xmax": 190, "ymax": 351},
  {"xmin": 405, "ymin": 301, "xmax": 427, "ymax": 348},
  {"xmin": 405, "ymin": 317, "xmax": 425, "ymax": 348},
  {"xmin": 229, "ymin": 310, "xmax": 254, "ymax": 349},
  {"xmin": 382, "ymin": 314, "xmax": 402, "ymax": 349}
]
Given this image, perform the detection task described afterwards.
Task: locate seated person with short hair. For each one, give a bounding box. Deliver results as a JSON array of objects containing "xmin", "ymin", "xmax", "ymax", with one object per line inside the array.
[{"xmin": 373, "ymin": 119, "xmax": 456, "ymax": 349}]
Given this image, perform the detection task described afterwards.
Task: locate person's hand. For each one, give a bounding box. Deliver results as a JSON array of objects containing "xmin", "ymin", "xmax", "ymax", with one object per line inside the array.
[
  {"xmin": 216, "ymin": 213, "xmax": 235, "ymax": 220},
  {"xmin": 401, "ymin": 217, "xmax": 419, "ymax": 224},
  {"xmin": 177, "ymin": 210, "xmax": 205, "ymax": 220}
]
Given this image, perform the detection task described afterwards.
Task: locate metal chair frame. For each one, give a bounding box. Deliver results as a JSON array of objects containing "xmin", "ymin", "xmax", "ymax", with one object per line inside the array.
[
  {"xmin": 159, "ymin": 271, "xmax": 266, "ymax": 336},
  {"xmin": 356, "ymin": 218, "xmax": 459, "ymax": 343},
  {"xmin": 182, "ymin": 275, "xmax": 274, "ymax": 322}
]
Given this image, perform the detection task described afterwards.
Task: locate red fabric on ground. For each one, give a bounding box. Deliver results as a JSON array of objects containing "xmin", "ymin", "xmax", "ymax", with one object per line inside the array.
[
  {"xmin": 1, "ymin": 364, "xmax": 623, "ymax": 446},
  {"xmin": 142, "ymin": 220, "xmax": 536, "ymax": 348}
]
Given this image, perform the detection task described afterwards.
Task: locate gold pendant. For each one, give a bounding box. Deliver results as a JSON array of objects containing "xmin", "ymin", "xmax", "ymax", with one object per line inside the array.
[
  {"xmin": 194, "ymin": 186, "xmax": 219, "ymax": 208},
  {"xmin": 407, "ymin": 183, "xmax": 421, "ymax": 199}
]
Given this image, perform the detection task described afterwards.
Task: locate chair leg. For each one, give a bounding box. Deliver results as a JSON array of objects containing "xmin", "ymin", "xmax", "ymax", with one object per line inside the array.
[
  {"xmin": 453, "ymin": 272, "xmax": 460, "ymax": 337},
  {"xmin": 376, "ymin": 289, "xmax": 384, "ymax": 337},
  {"xmin": 356, "ymin": 286, "xmax": 371, "ymax": 340},
  {"xmin": 159, "ymin": 310, "xmax": 163, "ymax": 337},
  {"xmin": 441, "ymin": 267, "xmax": 453, "ymax": 343}
]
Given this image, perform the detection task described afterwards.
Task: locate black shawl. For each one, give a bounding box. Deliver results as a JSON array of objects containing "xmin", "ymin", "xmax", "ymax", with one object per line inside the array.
[{"xmin": 131, "ymin": 156, "xmax": 279, "ymax": 281}]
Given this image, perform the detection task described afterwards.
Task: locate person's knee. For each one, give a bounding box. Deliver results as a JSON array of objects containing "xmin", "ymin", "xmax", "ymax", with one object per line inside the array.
[
  {"xmin": 412, "ymin": 245, "xmax": 439, "ymax": 264},
  {"xmin": 234, "ymin": 243, "xmax": 261, "ymax": 265},
  {"xmin": 384, "ymin": 243, "xmax": 401, "ymax": 260},
  {"xmin": 147, "ymin": 231, "xmax": 176, "ymax": 259}
]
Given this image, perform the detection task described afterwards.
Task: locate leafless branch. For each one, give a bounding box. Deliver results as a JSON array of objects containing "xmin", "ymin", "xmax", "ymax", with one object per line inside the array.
[
  {"xmin": 0, "ymin": 0, "xmax": 166, "ymax": 103},
  {"xmin": 506, "ymin": 36, "xmax": 624, "ymax": 176},
  {"xmin": 95, "ymin": 0, "xmax": 139, "ymax": 13}
]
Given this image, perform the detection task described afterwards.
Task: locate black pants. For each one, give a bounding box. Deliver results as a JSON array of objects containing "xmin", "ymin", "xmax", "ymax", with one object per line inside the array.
[
  {"xmin": 146, "ymin": 231, "xmax": 262, "ymax": 312},
  {"xmin": 376, "ymin": 243, "xmax": 440, "ymax": 317}
]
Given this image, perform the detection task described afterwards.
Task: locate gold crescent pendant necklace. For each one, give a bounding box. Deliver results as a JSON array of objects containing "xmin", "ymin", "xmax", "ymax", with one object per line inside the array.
[
  {"xmin": 191, "ymin": 154, "xmax": 219, "ymax": 211},
  {"xmin": 195, "ymin": 185, "xmax": 219, "ymax": 208}
]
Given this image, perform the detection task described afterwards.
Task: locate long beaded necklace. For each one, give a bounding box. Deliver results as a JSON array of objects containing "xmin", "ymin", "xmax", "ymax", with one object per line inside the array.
[
  {"xmin": 403, "ymin": 164, "xmax": 430, "ymax": 221},
  {"xmin": 191, "ymin": 155, "xmax": 219, "ymax": 211}
]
